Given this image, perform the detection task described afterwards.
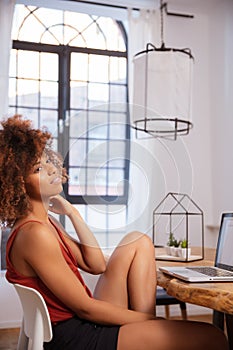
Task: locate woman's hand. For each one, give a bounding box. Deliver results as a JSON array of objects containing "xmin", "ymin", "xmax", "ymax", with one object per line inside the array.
[{"xmin": 48, "ymin": 194, "xmax": 73, "ymax": 216}]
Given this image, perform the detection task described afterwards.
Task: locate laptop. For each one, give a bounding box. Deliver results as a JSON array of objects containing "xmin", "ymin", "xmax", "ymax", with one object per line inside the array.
[{"xmin": 159, "ymin": 213, "xmax": 233, "ymax": 282}]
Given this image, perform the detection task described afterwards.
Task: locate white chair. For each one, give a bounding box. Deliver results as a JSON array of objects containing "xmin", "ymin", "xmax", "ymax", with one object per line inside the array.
[{"xmin": 14, "ymin": 283, "xmax": 53, "ymax": 350}]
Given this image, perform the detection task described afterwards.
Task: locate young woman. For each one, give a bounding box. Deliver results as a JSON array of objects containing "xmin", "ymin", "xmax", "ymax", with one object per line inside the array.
[{"xmin": 1, "ymin": 115, "xmax": 228, "ymax": 350}]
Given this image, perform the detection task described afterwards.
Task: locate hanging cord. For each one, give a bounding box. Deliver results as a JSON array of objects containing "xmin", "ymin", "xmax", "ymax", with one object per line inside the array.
[{"xmin": 160, "ymin": 0, "xmax": 165, "ymax": 48}]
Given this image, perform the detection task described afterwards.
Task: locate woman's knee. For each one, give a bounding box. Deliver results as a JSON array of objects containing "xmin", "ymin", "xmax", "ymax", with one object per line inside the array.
[
  {"xmin": 119, "ymin": 231, "xmax": 153, "ymax": 250},
  {"xmin": 169, "ymin": 321, "xmax": 228, "ymax": 350},
  {"xmin": 117, "ymin": 320, "xmax": 228, "ymax": 350},
  {"xmin": 132, "ymin": 232, "xmax": 155, "ymax": 257},
  {"xmin": 198, "ymin": 322, "xmax": 228, "ymax": 349}
]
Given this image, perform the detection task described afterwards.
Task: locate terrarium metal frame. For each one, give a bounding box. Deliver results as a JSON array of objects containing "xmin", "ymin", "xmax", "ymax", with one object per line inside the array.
[{"xmin": 152, "ymin": 192, "xmax": 204, "ymax": 262}]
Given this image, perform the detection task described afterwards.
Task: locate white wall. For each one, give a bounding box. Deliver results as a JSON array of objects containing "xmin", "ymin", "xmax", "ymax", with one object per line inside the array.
[
  {"xmin": 209, "ymin": 0, "xmax": 233, "ymax": 224},
  {"xmin": 132, "ymin": 0, "xmax": 233, "ymax": 249},
  {"xmin": 0, "ymin": 272, "xmax": 22, "ymax": 328},
  {"xmin": 155, "ymin": 0, "xmax": 215, "ymax": 245}
]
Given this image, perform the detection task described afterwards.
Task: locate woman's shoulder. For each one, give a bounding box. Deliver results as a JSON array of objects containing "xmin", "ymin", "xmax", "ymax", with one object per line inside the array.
[
  {"xmin": 11, "ymin": 218, "xmax": 52, "ymax": 244},
  {"xmin": 11, "ymin": 218, "xmax": 44, "ymax": 234}
]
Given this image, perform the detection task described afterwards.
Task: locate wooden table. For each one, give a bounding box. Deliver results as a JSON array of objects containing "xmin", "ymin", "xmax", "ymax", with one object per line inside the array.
[{"xmin": 156, "ymin": 248, "xmax": 233, "ymax": 348}]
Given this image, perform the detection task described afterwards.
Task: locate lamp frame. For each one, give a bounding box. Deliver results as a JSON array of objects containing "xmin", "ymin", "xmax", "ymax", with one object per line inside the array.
[{"xmin": 132, "ymin": 43, "xmax": 194, "ymax": 140}]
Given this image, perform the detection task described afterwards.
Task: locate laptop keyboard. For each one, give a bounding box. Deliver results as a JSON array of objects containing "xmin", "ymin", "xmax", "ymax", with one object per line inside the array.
[{"xmin": 187, "ymin": 266, "xmax": 233, "ymax": 277}]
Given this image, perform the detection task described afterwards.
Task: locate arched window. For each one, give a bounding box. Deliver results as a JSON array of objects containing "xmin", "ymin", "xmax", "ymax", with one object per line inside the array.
[{"xmin": 9, "ymin": 5, "xmax": 129, "ymax": 247}]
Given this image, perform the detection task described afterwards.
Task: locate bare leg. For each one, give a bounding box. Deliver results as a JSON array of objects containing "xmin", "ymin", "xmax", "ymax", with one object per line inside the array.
[
  {"xmin": 94, "ymin": 232, "xmax": 228, "ymax": 350},
  {"xmin": 117, "ymin": 319, "xmax": 228, "ymax": 350},
  {"xmin": 94, "ymin": 231, "xmax": 156, "ymax": 314}
]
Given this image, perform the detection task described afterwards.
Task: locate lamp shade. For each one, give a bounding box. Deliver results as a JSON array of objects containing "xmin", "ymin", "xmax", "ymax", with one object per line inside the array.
[{"xmin": 132, "ymin": 45, "xmax": 194, "ymax": 140}]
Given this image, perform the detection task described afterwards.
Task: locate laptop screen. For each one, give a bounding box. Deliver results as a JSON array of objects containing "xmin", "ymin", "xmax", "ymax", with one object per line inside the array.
[{"xmin": 215, "ymin": 213, "xmax": 233, "ymax": 271}]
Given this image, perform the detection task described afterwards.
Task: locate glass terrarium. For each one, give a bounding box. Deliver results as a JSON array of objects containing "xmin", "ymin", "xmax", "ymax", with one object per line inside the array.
[{"xmin": 153, "ymin": 192, "xmax": 204, "ymax": 262}]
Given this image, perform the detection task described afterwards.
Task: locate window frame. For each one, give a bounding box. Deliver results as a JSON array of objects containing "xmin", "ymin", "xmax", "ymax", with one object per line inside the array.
[{"xmin": 10, "ymin": 19, "xmax": 130, "ymax": 206}]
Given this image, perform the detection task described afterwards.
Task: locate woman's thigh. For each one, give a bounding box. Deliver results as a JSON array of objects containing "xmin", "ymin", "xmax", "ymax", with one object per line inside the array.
[
  {"xmin": 93, "ymin": 239, "xmax": 134, "ymax": 307},
  {"xmin": 117, "ymin": 319, "xmax": 228, "ymax": 350}
]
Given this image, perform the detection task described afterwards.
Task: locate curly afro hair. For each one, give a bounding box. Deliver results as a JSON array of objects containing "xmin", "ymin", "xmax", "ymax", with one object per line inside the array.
[{"xmin": 0, "ymin": 115, "xmax": 67, "ymax": 227}]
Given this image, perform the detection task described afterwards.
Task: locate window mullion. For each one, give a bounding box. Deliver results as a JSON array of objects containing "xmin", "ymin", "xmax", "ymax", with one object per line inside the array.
[{"xmin": 58, "ymin": 46, "xmax": 69, "ymax": 157}]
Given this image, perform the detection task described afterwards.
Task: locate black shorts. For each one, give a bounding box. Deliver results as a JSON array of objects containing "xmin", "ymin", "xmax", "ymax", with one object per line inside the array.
[{"xmin": 44, "ymin": 316, "xmax": 120, "ymax": 350}]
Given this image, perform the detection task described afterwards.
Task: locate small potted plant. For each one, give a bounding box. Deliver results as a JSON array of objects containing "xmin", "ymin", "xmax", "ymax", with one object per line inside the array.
[
  {"xmin": 166, "ymin": 233, "xmax": 174, "ymax": 255},
  {"xmin": 178, "ymin": 238, "xmax": 191, "ymax": 259},
  {"xmin": 166, "ymin": 233, "xmax": 180, "ymax": 256},
  {"xmin": 170, "ymin": 237, "xmax": 181, "ymax": 257}
]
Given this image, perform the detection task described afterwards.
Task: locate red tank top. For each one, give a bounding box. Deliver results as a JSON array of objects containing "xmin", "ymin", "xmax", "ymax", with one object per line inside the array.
[{"xmin": 6, "ymin": 219, "xmax": 93, "ymax": 323}]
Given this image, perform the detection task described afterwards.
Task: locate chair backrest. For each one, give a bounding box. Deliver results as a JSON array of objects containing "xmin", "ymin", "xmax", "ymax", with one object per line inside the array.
[{"xmin": 14, "ymin": 283, "xmax": 53, "ymax": 350}]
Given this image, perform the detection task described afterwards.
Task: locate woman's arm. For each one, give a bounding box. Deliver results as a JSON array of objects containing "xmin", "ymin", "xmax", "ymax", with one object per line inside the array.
[
  {"xmin": 48, "ymin": 195, "xmax": 106, "ymax": 274},
  {"xmin": 20, "ymin": 223, "xmax": 154, "ymax": 326}
]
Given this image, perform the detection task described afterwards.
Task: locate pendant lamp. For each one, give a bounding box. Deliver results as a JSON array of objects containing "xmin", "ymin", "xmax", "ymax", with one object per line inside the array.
[{"xmin": 132, "ymin": 1, "xmax": 194, "ymax": 140}]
